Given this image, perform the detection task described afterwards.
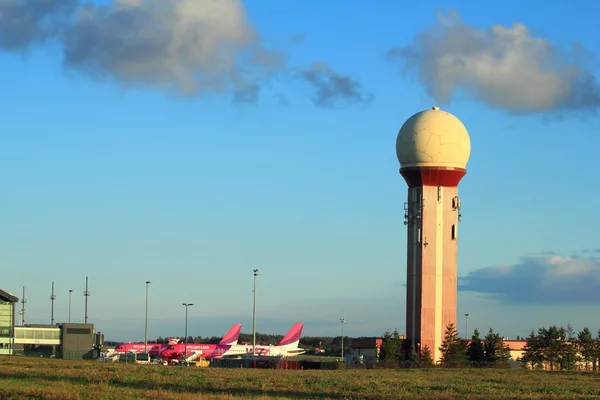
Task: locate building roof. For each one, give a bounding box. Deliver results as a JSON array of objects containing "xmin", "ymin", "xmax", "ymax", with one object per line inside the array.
[{"xmin": 0, "ymin": 288, "xmax": 19, "ymax": 303}]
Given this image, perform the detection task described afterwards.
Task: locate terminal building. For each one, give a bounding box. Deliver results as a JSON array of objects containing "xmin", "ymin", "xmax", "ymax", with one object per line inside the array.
[
  {"xmin": 14, "ymin": 323, "xmax": 103, "ymax": 360},
  {"xmin": 0, "ymin": 287, "xmax": 103, "ymax": 359},
  {"xmin": 0, "ymin": 289, "xmax": 18, "ymax": 355}
]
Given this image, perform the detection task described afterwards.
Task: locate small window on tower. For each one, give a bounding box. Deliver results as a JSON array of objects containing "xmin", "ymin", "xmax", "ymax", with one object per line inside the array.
[{"xmin": 451, "ymin": 225, "xmax": 457, "ymax": 240}]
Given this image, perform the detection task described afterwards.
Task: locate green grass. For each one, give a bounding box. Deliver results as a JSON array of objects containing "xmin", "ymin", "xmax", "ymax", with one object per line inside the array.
[{"xmin": 1, "ymin": 356, "xmax": 600, "ymax": 399}]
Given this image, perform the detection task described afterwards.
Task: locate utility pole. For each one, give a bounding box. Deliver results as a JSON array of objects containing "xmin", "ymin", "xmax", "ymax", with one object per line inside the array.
[
  {"xmin": 68, "ymin": 289, "xmax": 73, "ymax": 323},
  {"xmin": 252, "ymin": 269, "xmax": 259, "ymax": 356},
  {"xmin": 465, "ymin": 313, "xmax": 470, "ymax": 339},
  {"xmin": 84, "ymin": 276, "xmax": 90, "ymax": 324},
  {"xmin": 340, "ymin": 318, "xmax": 345, "ymax": 359},
  {"xmin": 20, "ymin": 286, "xmax": 26, "ymax": 326},
  {"xmin": 10, "ymin": 295, "xmax": 15, "ymax": 360},
  {"xmin": 144, "ymin": 281, "xmax": 150, "ymax": 354},
  {"xmin": 50, "ymin": 281, "xmax": 56, "ymax": 325}
]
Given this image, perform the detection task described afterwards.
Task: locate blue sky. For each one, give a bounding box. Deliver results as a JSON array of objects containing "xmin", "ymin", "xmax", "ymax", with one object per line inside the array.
[{"xmin": 1, "ymin": 0, "xmax": 599, "ymax": 342}]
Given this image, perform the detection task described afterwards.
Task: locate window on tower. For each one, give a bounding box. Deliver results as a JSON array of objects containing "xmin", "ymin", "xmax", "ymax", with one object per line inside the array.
[{"xmin": 451, "ymin": 225, "xmax": 457, "ymax": 240}]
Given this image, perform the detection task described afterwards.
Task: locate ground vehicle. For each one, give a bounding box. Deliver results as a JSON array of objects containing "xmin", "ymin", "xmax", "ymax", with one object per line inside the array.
[{"xmin": 118, "ymin": 351, "xmax": 151, "ymax": 364}]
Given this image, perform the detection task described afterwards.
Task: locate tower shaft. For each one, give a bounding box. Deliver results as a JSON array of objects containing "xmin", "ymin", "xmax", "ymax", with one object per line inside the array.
[{"xmin": 403, "ymin": 169, "xmax": 463, "ymax": 363}]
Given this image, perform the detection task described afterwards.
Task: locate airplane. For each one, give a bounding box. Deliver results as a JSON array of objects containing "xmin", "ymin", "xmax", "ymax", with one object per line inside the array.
[
  {"xmin": 158, "ymin": 323, "xmax": 242, "ymax": 360},
  {"xmin": 114, "ymin": 337, "xmax": 180, "ymax": 357},
  {"xmin": 219, "ymin": 322, "xmax": 306, "ymax": 358},
  {"xmin": 160, "ymin": 322, "xmax": 305, "ymax": 360}
]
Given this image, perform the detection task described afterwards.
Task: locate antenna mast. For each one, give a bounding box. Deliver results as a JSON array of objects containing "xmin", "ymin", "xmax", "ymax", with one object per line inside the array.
[
  {"xmin": 84, "ymin": 276, "xmax": 90, "ymax": 324},
  {"xmin": 20, "ymin": 286, "xmax": 26, "ymax": 326},
  {"xmin": 50, "ymin": 281, "xmax": 56, "ymax": 325}
]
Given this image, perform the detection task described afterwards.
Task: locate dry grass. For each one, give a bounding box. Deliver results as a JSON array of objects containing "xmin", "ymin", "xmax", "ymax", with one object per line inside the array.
[{"xmin": 1, "ymin": 356, "xmax": 600, "ymax": 399}]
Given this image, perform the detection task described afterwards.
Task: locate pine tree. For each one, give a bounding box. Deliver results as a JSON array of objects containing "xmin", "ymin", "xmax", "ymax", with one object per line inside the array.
[
  {"xmin": 467, "ymin": 328, "xmax": 485, "ymax": 364},
  {"xmin": 408, "ymin": 344, "xmax": 420, "ymax": 367},
  {"xmin": 519, "ymin": 330, "xmax": 543, "ymax": 370},
  {"xmin": 541, "ymin": 326, "xmax": 564, "ymax": 370},
  {"xmin": 594, "ymin": 329, "xmax": 600, "ymax": 371},
  {"xmin": 439, "ymin": 323, "xmax": 467, "ymax": 367},
  {"xmin": 578, "ymin": 328, "xmax": 594, "ymax": 371},
  {"xmin": 484, "ymin": 328, "xmax": 511, "ymax": 367},
  {"xmin": 420, "ymin": 345, "xmax": 434, "ymax": 368},
  {"xmin": 561, "ymin": 324, "xmax": 580, "ymax": 371},
  {"xmin": 379, "ymin": 329, "xmax": 402, "ymax": 367}
]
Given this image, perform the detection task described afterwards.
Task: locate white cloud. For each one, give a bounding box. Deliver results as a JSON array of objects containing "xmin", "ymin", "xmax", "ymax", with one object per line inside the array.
[
  {"xmin": 61, "ymin": 0, "xmax": 280, "ymax": 98},
  {"xmin": 388, "ymin": 10, "xmax": 600, "ymax": 114},
  {"xmin": 0, "ymin": 0, "xmax": 369, "ymax": 107}
]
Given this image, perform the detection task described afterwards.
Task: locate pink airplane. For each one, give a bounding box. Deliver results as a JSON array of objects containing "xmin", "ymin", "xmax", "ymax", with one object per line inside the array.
[
  {"xmin": 114, "ymin": 337, "xmax": 180, "ymax": 358},
  {"xmin": 160, "ymin": 322, "xmax": 305, "ymax": 360},
  {"xmin": 158, "ymin": 323, "xmax": 242, "ymax": 360}
]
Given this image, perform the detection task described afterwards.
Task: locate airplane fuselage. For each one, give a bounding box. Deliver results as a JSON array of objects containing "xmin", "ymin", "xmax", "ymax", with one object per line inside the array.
[
  {"xmin": 114, "ymin": 343, "xmax": 168, "ymax": 357},
  {"xmin": 160, "ymin": 343, "xmax": 305, "ymax": 360}
]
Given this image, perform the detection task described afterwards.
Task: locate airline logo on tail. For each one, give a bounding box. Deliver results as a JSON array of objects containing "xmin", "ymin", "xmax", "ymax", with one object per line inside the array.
[
  {"xmin": 278, "ymin": 322, "xmax": 303, "ymax": 347},
  {"xmin": 219, "ymin": 323, "xmax": 242, "ymax": 345}
]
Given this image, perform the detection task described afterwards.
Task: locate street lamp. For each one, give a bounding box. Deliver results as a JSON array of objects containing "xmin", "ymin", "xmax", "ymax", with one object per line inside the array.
[
  {"xmin": 252, "ymin": 269, "xmax": 259, "ymax": 356},
  {"xmin": 182, "ymin": 303, "xmax": 194, "ymax": 361},
  {"xmin": 145, "ymin": 281, "xmax": 150, "ymax": 354},
  {"xmin": 340, "ymin": 318, "xmax": 345, "ymax": 359},
  {"xmin": 465, "ymin": 313, "xmax": 470, "ymax": 339},
  {"xmin": 68, "ymin": 290, "xmax": 73, "ymax": 323}
]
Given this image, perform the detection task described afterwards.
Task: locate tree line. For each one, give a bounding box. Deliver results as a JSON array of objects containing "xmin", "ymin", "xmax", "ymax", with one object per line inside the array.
[
  {"xmin": 378, "ymin": 323, "xmax": 600, "ymax": 370},
  {"xmin": 520, "ymin": 325, "xmax": 600, "ymax": 371},
  {"xmin": 378, "ymin": 324, "xmax": 512, "ymax": 368}
]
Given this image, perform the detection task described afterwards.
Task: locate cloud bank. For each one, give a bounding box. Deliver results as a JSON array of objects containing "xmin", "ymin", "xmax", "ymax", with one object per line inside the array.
[
  {"xmin": 0, "ymin": 0, "xmax": 368, "ymax": 107},
  {"xmin": 459, "ymin": 255, "xmax": 600, "ymax": 304},
  {"xmin": 387, "ymin": 11, "xmax": 600, "ymax": 114}
]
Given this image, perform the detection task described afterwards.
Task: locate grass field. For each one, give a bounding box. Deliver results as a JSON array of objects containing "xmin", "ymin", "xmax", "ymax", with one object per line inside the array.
[{"xmin": 1, "ymin": 357, "xmax": 600, "ymax": 399}]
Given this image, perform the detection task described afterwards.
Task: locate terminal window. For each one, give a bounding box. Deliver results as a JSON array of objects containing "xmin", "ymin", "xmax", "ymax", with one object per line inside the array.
[{"xmin": 66, "ymin": 328, "xmax": 91, "ymax": 335}]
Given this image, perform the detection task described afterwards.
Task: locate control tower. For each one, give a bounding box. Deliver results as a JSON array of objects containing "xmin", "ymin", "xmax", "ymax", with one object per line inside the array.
[{"xmin": 395, "ymin": 106, "xmax": 471, "ymax": 362}]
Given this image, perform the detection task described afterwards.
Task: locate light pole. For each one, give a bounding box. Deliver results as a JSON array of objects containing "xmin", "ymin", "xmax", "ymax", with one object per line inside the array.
[
  {"xmin": 68, "ymin": 290, "xmax": 73, "ymax": 323},
  {"xmin": 50, "ymin": 281, "xmax": 55, "ymax": 325},
  {"xmin": 84, "ymin": 276, "xmax": 90, "ymax": 324},
  {"xmin": 182, "ymin": 303, "xmax": 193, "ymax": 361},
  {"xmin": 252, "ymin": 269, "xmax": 259, "ymax": 356},
  {"xmin": 145, "ymin": 281, "xmax": 150, "ymax": 354},
  {"xmin": 465, "ymin": 313, "xmax": 470, "ymax": 339},
  {"xmin": 340, "ymin": 318, "xmax": 345, "ymax": 359}
]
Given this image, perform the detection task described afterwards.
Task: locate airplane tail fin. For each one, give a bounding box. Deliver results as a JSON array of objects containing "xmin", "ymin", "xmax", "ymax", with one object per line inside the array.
[
  {"xmin": 219, "ymin": 323, "xmax": 242, "ymax": 345},
  {"xmin": 278, "ymin": 323, "xmax": 304, "ymax": 347}
]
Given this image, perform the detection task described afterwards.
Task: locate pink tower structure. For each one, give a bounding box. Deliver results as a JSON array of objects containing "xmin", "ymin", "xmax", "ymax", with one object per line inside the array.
[{"xmin": 395, "ymin": 106, "xmax": 471, "ymax": 363}]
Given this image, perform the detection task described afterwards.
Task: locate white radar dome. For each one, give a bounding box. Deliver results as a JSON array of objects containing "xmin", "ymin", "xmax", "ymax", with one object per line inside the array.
[{"xmin": 396, "ymin": 106, "xmax": 471, "ymax": 169}]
